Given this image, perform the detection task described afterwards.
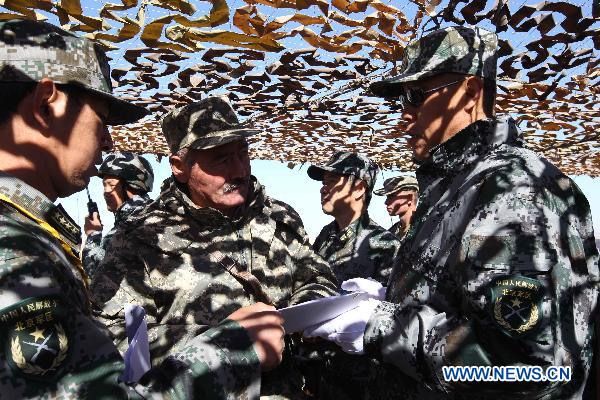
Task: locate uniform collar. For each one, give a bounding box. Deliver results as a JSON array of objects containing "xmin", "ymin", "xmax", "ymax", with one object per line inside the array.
[
  {"xmin": 115, "ymin": 193, "xmax": 150, "ymax": 223},
  {"xmin": 0, "ymin": 172, "xmax": 81, "ymax": 247},
  {"xmin": 159, "ymin": 175, "xmax": 265, "ymax": 227},
  {"xmin": 332, "ymin": 212, "xmax": 370, "ymax": 243},
  {"xmin": 416, "ymin": 116, "xmax": 523, "ymax": 176}
]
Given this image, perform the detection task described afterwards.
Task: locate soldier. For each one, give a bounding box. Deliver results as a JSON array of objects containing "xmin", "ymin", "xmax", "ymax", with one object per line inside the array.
[
  {"xmin": 92, "ymin": 96, "xmax": 338, "ymax": 398},
  {"xmin": 83, "ymin": 152, "xmax": 154, "ymax": 278},
  {"xmin": 301, "ymin": 152, "xmax": 401, "ymax": 399},
  {"xmin": 304, "ymin": 26, "xmax": 599, "ymax": 399},
  {"xmin": 373, "ymin": 175, "xmax": 419, "ymax": 240},
  {"xmin": 308, "ymin": 151, "xmax": 401, "ymax": 286},
  {"xmin": 0, "ymin": 19, "xmax": 285, "ymax": 399}
]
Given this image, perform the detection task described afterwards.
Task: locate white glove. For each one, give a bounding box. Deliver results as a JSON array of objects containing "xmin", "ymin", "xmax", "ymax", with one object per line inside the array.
[
  {"xmin": 303, "ymin": 298, "xmax": 380, "ymax": 354},
  {"xmin": 341, "ymin": 277, "xmax": 386, "ymax": 300}
]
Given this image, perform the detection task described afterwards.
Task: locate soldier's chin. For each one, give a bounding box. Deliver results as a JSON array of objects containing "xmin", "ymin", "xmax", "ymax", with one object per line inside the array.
[
  {"xmin": 222, "ymin": 192, "xmax": 246, "ymax": 207},
  {"xmin": 60, "ymin": 171, "xmax": 92, "ymax": 198}
]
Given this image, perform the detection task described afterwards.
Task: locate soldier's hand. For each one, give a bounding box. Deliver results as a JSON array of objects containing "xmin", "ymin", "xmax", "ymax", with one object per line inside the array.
[
  {"xmin": 84, "ymin": 212, "xmax": 103, "ymax": 235},
  {"xmin": 227, "ymin": 303, "xmax": 285, "ymax": 372}
]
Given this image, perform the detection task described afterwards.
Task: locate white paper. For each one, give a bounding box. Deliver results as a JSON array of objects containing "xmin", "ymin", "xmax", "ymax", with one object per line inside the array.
[
  {"xmin": 278, "ymin": 292, "xmax": 371, "ymax": 333},
  {"xmin": 119, "ymin": 304, "xmax": 151, "ymax": 384}
]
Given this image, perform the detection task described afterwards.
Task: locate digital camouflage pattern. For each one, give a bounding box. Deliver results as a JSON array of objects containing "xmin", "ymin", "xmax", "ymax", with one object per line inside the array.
[
  {"xmin": 303, "ymin": 212, "xmax": 401, "ymax": 399},
  {"xmin": 91, "ymin": 175, "xmax": 338, "ymax": 397},
  {"xmin": 370, "ymin": 26, "xmax": 498, "ymax": 97},
  {"xmin": 313, "ymin": 213, "xmax": 401, "ymax": 286},
  {"xmin": 0, "ymin": 19, "xmax": 147, "ymax": 125},
  {"xmin": 98, "ymin": 153, "xmax": 155, "ymax": 194},
  {"xmin": 387, "ymin": 220, "xmax": 408, "ymax": 241},
  {"xmin": 363, "ymin": 117, "xmax": 599, "ymax": 399},
  {"xmin": 161, "ymin": 96, "xmax": 260, "ymax": 153},
  {"xmin": 373, "ymin": 176, "xmax": 419, "ymax": 197},
  {"xmin": 82, "ymin": 193, "xmax": 150, "ymax": 278},
  {"xmin": 307, "ymin": 151, "xmax": 379, "ymax": 193},
  {"xmin": 0, "ymin": 173, "xmax": 263, "ymax": 399}
]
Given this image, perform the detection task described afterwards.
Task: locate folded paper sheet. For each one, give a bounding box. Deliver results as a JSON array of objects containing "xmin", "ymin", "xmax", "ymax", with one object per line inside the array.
[
  {"xmin": 119, "ymin": 304, "xmax": 151, "ymax": 384},
  {"xmin": 278, "ymin": 292, "xmax": 371, "ymax": 333}
]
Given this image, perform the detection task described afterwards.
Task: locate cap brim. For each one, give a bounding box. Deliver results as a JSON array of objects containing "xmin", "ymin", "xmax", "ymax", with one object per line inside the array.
[
  {"xmin": 373, "ymin": 185, "xmax": 419, "ymax": 196},
  {"xmin": 187, "ymin": 128, "xmax": 260, "ymax": 151},
  {"xmin": 369, "ymin": 70, "xmax": 435, "ymax": 97},
  {"xmin": 106, "ymin": 96, "xmax": 149, "ymax": 126},
  {"xmin": 78, "ymin": 85, "xmax": 149, "ymax": 125},
  {"xmin": 99, "ymin": 92, "xmax": 149, "ymax": 126},
  {"xmin": 305, "ymin": 165, "xmax": 326, "ymax": 181}
]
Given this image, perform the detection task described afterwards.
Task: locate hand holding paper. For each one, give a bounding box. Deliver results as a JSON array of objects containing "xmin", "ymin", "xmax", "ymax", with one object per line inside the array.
[
  {"xmin": 303, "ymin": 298, "xmax": 380, "ymax": 355},
  {"xmin": 279, "ymin": 278, "xmax": 385, "ymax": 353}
]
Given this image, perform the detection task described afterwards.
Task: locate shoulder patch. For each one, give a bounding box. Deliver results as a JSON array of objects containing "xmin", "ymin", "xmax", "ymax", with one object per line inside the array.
[
  {"xmin": 489, "ymin": 275, "xmax": 544, "ymax": 337},
  {"xmin": 1, "ymin": 295, "xmax": 70, "ymax": 381}
]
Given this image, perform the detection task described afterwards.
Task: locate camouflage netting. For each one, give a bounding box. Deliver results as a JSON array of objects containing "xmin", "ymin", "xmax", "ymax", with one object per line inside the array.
[{"xmin": 1, "ymin": 0, "xmax": 598, "ymax": 174}]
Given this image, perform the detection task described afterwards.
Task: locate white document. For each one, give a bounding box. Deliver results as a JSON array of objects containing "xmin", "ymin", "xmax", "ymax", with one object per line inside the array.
[
  {"xmin": 278, "ymin": 292, "xmax": 371, "ymax": 333},
  {"xmin": 119, "ymin": 304, "xmax": 151, "ymax": 384}
]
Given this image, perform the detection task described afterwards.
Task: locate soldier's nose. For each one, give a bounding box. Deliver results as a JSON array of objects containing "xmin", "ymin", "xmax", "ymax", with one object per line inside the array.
[{"xmin": 101, "ymin": 127, "xmax": 114, "ymax": 151}]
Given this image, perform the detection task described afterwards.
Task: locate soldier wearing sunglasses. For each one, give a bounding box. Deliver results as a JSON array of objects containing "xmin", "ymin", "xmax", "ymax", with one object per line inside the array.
[{"xmin": 303, "ymin": 26, "xmax": 598, "ymax": 399}]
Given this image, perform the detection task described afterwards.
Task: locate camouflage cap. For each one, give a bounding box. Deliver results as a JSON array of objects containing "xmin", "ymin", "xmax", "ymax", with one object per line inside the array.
[
  {"xmin": 0, "ymin": 19, "xmax": 148, "ymax": 125},
  {"xmin": 370, "ymin": 26, "xmax": 498, "ymax": 97},
  {"xmin": 161, "ymin": 96, "xmax": 260, "ymax": 153},
  {"xmin": 307, "ymin": 151, "xmax": 379, "ymax": 192},
  {"xmin": 98, "ymin": 153, "xmax": 154, "ymax": 193},
  {"xmin": 374, "ymin": 175, "xmax": 419, "ymax": 196}
]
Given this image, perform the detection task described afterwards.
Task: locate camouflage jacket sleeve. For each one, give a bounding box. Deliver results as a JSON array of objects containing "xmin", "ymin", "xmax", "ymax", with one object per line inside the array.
[
  {"xmin": 82, "ymin": 230, "xmax": 103, "ymax": 278},
  {"xmin": 312, "ymin": 224, "xmax": 329, "ymax": 254},
  {"xmin": 1, "ymin": 212, "xmax": 260, "ymax": 399},
  {"xmin": 91, "ymin": 226, "xmax": 209, "ymax": 360},
  {"xmin": 364, "ymin": 173, "xmax": 599, "ymax": 396},
  {"xmin": 143, "ymin": 319, "xmax": 261, "ymax": 400}
]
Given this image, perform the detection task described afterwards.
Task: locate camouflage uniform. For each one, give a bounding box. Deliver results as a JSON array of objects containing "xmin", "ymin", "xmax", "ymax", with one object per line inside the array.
[
  {"xmin": 92, "ymin": 97, "xmax": 338, "ymax": 398},
  {"xmin": 374, "ymin": 176, "xmax": 419, "ymax": 241},
  {"xmin": 363, "ymin": 116, "xmax": 599, "ymax": 399},
  {"xmin": 83, "ymin": 194, "xmax": 149, "ymax": 277},
  {"xmin": 304, "ymin": 152, "xmax": 401, "ymax": 399},
  {"xmin": 387, "ymin": 221, "xmax": 404, "ymax": 240},
  {"xmin": 313, "ymin": 213, "xmax": 400, "ymax": 286},
  {"xmin": 365, "ymin": 27, "xmax": 599, "ymax": 399},
  {"xmin": 82, "ymin": 153, "xmax": 154, "ymax": 278},
  {"xmin": 0, "ymin": 20, "xmax": 265, "ymax": 399},
  {"xmin": 308, "ymin": 151, "xmax": 400, "ymax": 285},
  {"xmin": 0, "ymin": 173, "xmax": 263, "ymax": 399}
]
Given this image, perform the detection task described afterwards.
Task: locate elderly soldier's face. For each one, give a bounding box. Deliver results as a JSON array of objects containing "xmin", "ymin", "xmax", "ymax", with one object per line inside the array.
[
  {"xmin": 320, "ymin": 172, "xmax": 356, "ymax": 215},
  {"xmin": 401, "ymin": 74, "xmax": 468, "ymax": 161},
  {"xmin": 176, "ymin": 139, "xmax": 251, "ymax": 214},
  {"xmin": 385, "ymin": 190, "xmax": 415, "ymax": 216}
]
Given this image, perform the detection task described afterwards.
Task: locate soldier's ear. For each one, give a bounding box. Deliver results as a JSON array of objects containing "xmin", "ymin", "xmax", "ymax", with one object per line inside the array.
[
  {"xmin": 353, "ymin": 180, "xmax": 367, "ymax": 200},
  {"xmin": 463, "ymin": 76, "xmax": 483, "ymax": 115},
  {"xmin": 31, "ymin": 79, "xmax": 62, "ymax": 135},
  {"xmin": 170, "ymin": 153, "xmax": 190, "ymax": 183}
]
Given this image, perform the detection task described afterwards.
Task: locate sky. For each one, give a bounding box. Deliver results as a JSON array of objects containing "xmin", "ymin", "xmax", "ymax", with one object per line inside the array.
[{"xmin": 59, "ymin": 156, "xmax": 600, "ymax": 243}]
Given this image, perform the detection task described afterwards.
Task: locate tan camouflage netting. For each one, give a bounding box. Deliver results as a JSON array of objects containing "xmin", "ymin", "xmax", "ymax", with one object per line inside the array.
[{"xmin": 1, "ymin": 0, "xmax": 598, "ymax": 174}]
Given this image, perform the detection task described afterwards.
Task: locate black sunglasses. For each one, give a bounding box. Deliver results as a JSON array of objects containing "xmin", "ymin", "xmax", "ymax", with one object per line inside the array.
[{"xmin": 391, "ymin": 79, "xmax": 465, "ymax": 109}]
